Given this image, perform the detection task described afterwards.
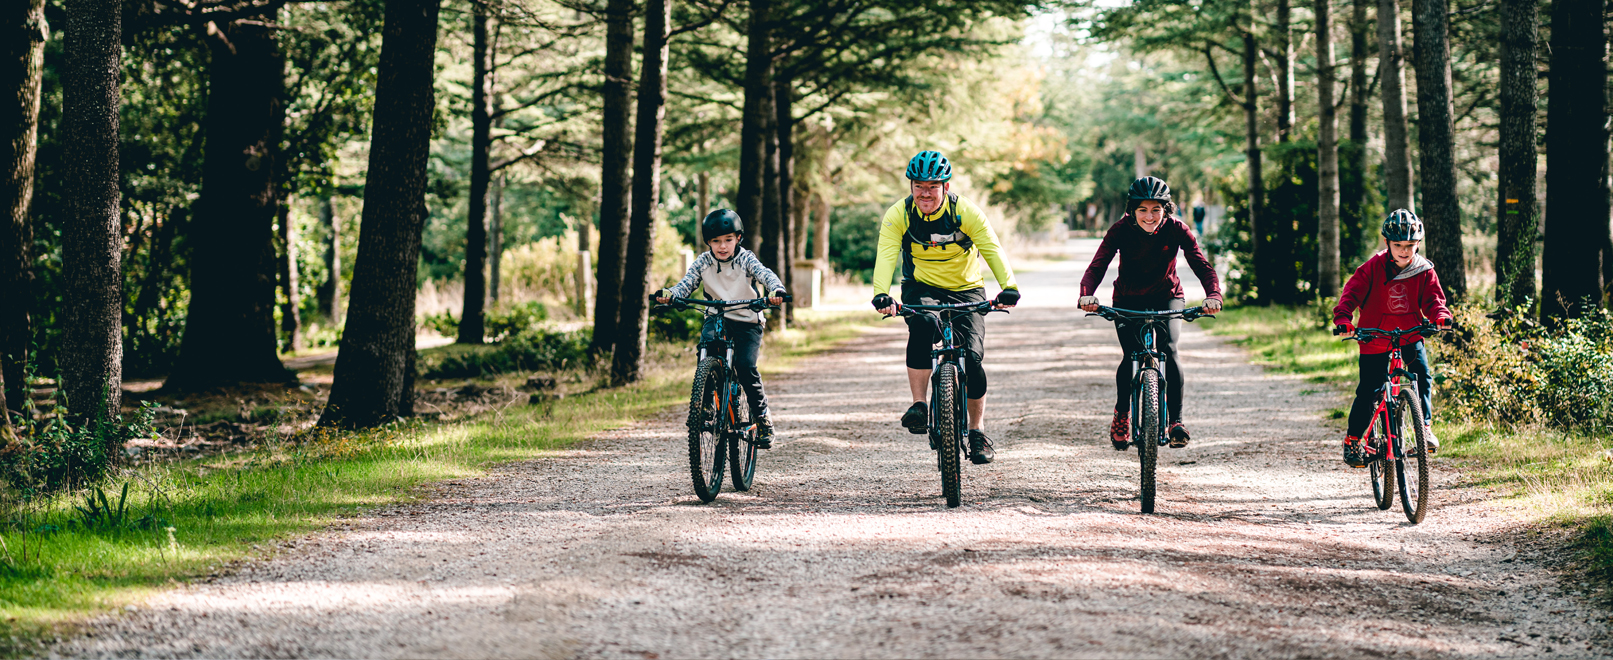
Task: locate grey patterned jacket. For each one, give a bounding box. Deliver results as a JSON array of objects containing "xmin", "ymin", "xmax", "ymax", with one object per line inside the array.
[{"xmin": 664, "ymin": 247, "xmax": 786, "ymax": 324}]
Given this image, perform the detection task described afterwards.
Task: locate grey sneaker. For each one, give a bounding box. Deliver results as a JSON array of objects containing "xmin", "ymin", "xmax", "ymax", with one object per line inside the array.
[{"xmin": 1422, "ymin": 424, "xmax": 1439, "ymax": 454}]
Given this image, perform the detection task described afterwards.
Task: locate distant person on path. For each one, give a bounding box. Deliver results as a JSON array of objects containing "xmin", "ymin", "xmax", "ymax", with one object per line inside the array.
[
  {"xmin": 657, "ymin": 209, "xmax": 788, "ymax": 447},
  {"xmin": 1192, "ymin": 204, "xmax": 1206, "ymax": 236},
  {"xmin": 1330, "ymin": 209, "xmax": 1453, "ymax": 467},
  {"xmin": 871, "ymin": 150, "xmax": 1020, "ymax": 464},
  {"xmin": 1079, "ymin": 176, "xmax": 1224, "ymax": 451}
]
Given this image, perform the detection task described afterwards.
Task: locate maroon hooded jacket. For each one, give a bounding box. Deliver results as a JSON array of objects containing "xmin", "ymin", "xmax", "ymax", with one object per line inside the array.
[
  {"xmin": 1080, "ymin": 215, "xmax": 1222, "ymax": 302},
  {"xmin": 1332, "ymin": 250, "xmax": 1454, "ymax": 354}
]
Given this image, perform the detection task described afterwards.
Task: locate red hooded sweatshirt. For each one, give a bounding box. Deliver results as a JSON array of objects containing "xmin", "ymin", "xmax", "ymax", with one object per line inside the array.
[{"xmin": 1332, "ymin": 250, "xmax": 1453, "ymax": 354}]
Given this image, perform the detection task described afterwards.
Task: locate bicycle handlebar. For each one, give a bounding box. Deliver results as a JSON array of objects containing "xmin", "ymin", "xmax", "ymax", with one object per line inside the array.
[
  {"xmin": 1344, "ymin": 323, "xmax": 1444, "ymax": 343},
  {"xmin": 650, "ymin": 293, "xmax": 791, "ymax": 314},
  {"xmin": 882, "ymin": 299, "xmax": 1006, "ymax": 320},
  {"xmin": 1085, "ymin": 305, "xmax": 1215, "ymax": 323}
]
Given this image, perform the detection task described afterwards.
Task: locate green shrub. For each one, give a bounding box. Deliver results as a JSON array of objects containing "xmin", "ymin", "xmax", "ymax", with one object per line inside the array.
[
  {"xmin": 420, "ymin": 302, "xmax": 550, "ymax": 342},
  {"xmin": 1437, "ymin": 303, "xmax": 1613, "ymax": 432},
  {"xmin": 0, "ymin": 402, "xmax": 160, "ymax": 496},
  {"xmin": 418, "ymin": 327, "xmax": 590, "ymax": 379},
  {"xmin": 651, "ymin": 305, "xmax": 704, "ymax": 341}
]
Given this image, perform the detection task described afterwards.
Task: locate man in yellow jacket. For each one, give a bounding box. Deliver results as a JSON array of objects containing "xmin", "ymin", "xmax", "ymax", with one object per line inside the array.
[{"xmin": 871, "ymin": 150, "xmax": 1019, "ymax": 464}]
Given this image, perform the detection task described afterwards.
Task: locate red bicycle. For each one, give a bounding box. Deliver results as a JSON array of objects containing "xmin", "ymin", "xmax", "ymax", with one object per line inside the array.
[{"xmin": 1344, "ymin": 322, "xmax": 1443, "ymax": 524}]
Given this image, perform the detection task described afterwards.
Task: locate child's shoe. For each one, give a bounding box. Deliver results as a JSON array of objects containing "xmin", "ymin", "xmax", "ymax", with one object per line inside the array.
[
  {"xmin": 753, "ymin": 415, "xmax": 774, "ymax": 449},
  {"xmin": 1168, "ymin": 422, "xmax": 1190, "ymax": 448},
  {"xmin": 1110, "ymin": 410, "xmax": 1130, "ymax": 451},
  {"xmin": 1343, "ymin": 435, "xmax": 1367, "ymax": 468},
  {"xmin": 1422, "ymin": 424, "xmax": 1439, "ymax": 454}
]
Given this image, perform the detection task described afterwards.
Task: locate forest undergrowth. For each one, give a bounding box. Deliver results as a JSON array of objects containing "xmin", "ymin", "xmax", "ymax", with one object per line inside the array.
[
  {"xmin": 1203, "ymin": 302, "xmax": 1613, "ymax": 602},
  {"xmin": 0, "ymin": 310, "xmax": 877, "ymax": 653}
]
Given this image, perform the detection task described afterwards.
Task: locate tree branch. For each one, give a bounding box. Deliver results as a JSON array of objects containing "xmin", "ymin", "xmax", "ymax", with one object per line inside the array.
[{"xmin": 1203, "ymin": 45, "xmax": 1246, "ymax": 107}]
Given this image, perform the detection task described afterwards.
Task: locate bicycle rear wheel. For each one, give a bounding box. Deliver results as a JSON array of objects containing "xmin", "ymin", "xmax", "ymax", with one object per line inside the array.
[
  {"xmin": 1137, "ymin": 367, "xmax": 1161, "ymax": 514},
  {"xmin": 935, "ymin": 362, "xmax": 963, "ymax": 508},
  {"xmin": 1394, "ymin": 388, "xmax": 1431, "ymax": 523},
  {"xmin": 728, "ymin": 382, "xmax": 758, "ymax": 491},
  {"xmin": 1369, "ymin": 422, "xmax": 1396, "ymax": 510},
  {"xmin": 687, "ymin": 358, "xmax": 727, "ymax": 503}
]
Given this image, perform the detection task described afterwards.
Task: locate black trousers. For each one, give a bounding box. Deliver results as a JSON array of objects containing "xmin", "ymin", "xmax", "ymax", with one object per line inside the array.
[
  {"xmin": 902, "ymin": 281, "xmax": 988, "ymax": 399},
  {"xmin": 1346, "ymin": 341, "xmax": 1433, "ymax": 437},
  {"xmin": 704, "ymin": 317, "xmax": 768, "ymax": 418},
  {"xmin": 1112, "ymin": 296, "xmax": 1184, "ymax": 424}
]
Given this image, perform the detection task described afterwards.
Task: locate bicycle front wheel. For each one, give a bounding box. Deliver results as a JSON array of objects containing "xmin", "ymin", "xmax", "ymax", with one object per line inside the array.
[
  {"xmin": 1137, "ymin": 367, "xmax": 1161, "ymax": 514},
  {"xmin": 728, "ymin": 382, "xmax": 758, "ymax": 491},
  {"xmin": 936, "ymin": 362, "xmax": 963, "ymax": 508},
  {"xmin": 687, "ymin": 358, "xmax": 727, "ymax": 503},
  {"xmin": 1369, "ymin": 423, "xmax": 1396, "ymax": 510},
  {"xmin": 1394, "ymin": 388, "xmax": 1431, "ymax": 523}
]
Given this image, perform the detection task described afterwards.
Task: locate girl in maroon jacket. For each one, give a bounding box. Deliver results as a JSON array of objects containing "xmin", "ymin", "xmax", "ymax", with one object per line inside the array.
[
  {"xmin": 1331, "ymin": 209, "xmax": 1453, "ymax": 467},
  {"xmin": 1079, "ymin": 177, "xmax": 1224, "ymax": 451}
]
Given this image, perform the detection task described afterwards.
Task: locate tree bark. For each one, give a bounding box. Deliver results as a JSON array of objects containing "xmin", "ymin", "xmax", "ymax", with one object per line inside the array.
[
  {"xmin": 490, "ymin": 172, "xmax": 504, "ymax": 303},
  {"xmin": 1410, "ymin": 0, "xmax": 1466, "ymax": 299},
  {"xmin": 1275, "ymin": 0, "xmax": 1295, "ymax": 144},
  {"xmin": 458, "ymin": 2, "xmax": 494, "ymax": 345},
  {"xmin": 167, "ymin": 18, "xmax": 293, "ymax": 389},
  {"xmin": 813, "ymin": 192, "xmax": 829, "ymax": 265},
  {"xmin": 1542, "ymin": 0, "xmax": 1608, "ymax": 320},
  {"xmin": 1, "ymin": 0, "xmax": 45, "ymax": 420},
  {"xmin": 612, "ymin": 0, "xmax": 670, "ymax": 386},
  {"xmin": 1242, "ymin": 30, "xmax": 1268, "ymax": 304},
  {"xmin": 1344, "ymin": 0, "xmax": 1371, "ymax": 262},
  {"xmin": 319, "ymin": 0, "xmax": 442, "ymax": 428},
  {"xmin": 775, "ymin": 76, "xmax": 794, "ymax": 322},
  {"xmin": 278, "ymin": 202, "xmax": 301, "ymax": 352},
  {"xmin": 590, "ymin": 0, "xmax": 635, "ymax": 356},
  {"xmin": 736, "ymin": 0, "xmax": 772, "ymax": 256},
  {"xmin": 317, "ymin": 196, "xmax": 342, "ymax": 321},
  {"xmin": 1317, "ymin": 0, "xmax": 1341, "ymax": 298},
  {"xmin": 697, "ymin": 170, "xmax": 710, "ymax": 223},
  {"xmin": 1378, "ymin": 0, "xmax": 1415, "ymax": 212},
  {"xmin": 1495, "ymin": 0, "xmax": 1539, "ymax": 307},
  {"xmin": 60, "ymin": 0, "xmax": 122, "ymax": 432},
  {"xmin": 761, "ymin": 92, "xmax": 783, "ymax": 329}
]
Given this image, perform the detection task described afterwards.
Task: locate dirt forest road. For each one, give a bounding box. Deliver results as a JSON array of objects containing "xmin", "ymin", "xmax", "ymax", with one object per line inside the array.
[{"xmin": 60, "ymin": 240, "xmax": 1610, "ymax": 659}]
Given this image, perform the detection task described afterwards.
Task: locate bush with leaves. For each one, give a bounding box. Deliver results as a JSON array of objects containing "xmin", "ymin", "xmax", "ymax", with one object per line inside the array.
[
  {"xmin": 0, "ymin": 402, "xmax": 161, "ymax": 495},
  {"xmin": 420, "ymin": 302, "xmax": 551, "ymax": 343},
  {"xmin": 1436, "ymin": 303, "xmax": 1613, "ymax": 432},
  {"xmin": 418, "ymin": 328, "xmax": 590, "ymax": 379}
]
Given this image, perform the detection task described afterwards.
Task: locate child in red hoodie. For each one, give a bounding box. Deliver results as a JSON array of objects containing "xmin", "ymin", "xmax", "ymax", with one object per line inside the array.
[{"xmin": 1330, "ymin": 209, "xmax": 1453, "ymax": 467}]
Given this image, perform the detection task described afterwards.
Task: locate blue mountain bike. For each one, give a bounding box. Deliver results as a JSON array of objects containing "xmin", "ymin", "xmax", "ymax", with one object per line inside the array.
[{"xmin": 891, "ymin": 300, "xmax": 1005, "ymax": 508}]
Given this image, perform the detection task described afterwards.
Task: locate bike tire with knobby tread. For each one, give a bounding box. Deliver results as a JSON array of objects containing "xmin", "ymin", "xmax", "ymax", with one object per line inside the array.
[
  {"xmin": 1370, "ymin": 424, "xmax": 1396, "ymax": 510},
  {"xmin": 1395, "ymin": 388, "xmax": 1431, "ymax": 523},
  {"xmin": 1137, "ymin": 367, "xmax": 1161, "ymax": 514},
  {"xmin": 687, "ymin": 357, "xmax": 727, "ymax": 503},
  {"xmin": 728, "ymin": 382, "xmax": 758, "ymax": 491},
  {"xmin": 936, "ymin": 363, "xmax": 963, "ymax": 508}
]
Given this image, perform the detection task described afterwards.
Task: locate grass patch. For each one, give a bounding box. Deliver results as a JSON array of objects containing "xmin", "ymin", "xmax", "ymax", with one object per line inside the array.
[
  {"xmin": 1205, "ymin": 303, "xmax": 1613, "ymax": 596},
  {"xmin": 0, "ymin": 310, "xmax": 877, "ymax": 653}
]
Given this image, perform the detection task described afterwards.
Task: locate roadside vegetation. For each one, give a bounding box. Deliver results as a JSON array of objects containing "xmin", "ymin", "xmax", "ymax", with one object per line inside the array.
[
  {"xmin": 0, "ymin": 311, "xmax": 876, "ymax": 651},
  {"xmin": 1204, "ymin": 303, "xmax": 1613, "ymax": 596}
]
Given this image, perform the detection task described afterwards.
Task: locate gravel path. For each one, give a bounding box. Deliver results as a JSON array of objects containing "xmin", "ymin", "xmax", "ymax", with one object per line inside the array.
[{"xmin": 58, "ymin": 242, "xmax": 1610, "ymax": 659}]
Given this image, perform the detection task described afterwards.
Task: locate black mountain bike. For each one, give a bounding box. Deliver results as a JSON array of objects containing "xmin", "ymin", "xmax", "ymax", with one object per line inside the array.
[
  {"xmin": 652, "ymin": 294, "xmax": 789, "ymax": 503},
  {"xmin": 889, "ymin": 300, "xmax": 1005, "ymax": 508},
  {"xmin": 1088, "ymin": 305, "xmax": 1213, "ymax": 514},
  {"xmin": 1345, "ymin": 323, "xmax": 1443, "ymax": 524}
]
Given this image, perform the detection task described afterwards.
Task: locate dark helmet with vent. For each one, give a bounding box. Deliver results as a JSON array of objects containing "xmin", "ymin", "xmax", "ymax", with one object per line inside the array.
[
  {"xmin": 906, "ymin": 150, "xmax": 953, "ymax": 183},
  {"xmin": 701, "ymin": 209, "xmax": 744, "ymax": 242},
  {"xmin": 1381, "ymin": 209, "xmax": 1425, "ymax": 241},
  {"xmin": 1128, "ymin": 176, "xmax": 1172, "ymax": 202}
]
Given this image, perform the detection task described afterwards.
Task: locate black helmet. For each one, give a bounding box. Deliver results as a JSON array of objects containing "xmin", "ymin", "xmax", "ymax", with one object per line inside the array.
[
  {"xmin": 701, "ymin": 209, "xmax": 744, "ymax": 243},
  {"xmin": 1381, "ymin": 209, "xmax": 1425, "ymax": 241},
  {"xmin": 1128, "ymin": 176, "xmax": 1171, "ymax": 202},
  {"xmin": 906, "ymin": 150, "xmax": 953, "ymax": 183}
]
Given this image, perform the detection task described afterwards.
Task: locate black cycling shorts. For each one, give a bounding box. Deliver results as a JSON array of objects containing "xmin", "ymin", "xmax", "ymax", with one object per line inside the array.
[{"xmin": 901, "ymin": 281, "xmax": 988, "ymax": 398}]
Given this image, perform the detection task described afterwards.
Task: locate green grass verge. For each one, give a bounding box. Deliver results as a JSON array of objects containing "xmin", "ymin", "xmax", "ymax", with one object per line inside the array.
[
  {"xmin": 0, "ymin": 310, "xmax": 877, "ymax": 653},
  {"xmin": 1204, "ymin": 303, "xmax": 1613, "ymax": 594}
]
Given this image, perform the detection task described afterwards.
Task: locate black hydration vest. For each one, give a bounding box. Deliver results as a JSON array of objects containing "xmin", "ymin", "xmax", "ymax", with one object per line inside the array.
[{"xmin": 901, "ymin": 193, "xmax": 974, "ymax": 282}]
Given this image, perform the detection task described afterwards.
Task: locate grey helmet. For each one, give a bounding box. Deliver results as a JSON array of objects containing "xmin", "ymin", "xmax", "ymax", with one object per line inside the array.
[
  {"xmin": 701, "ymin": 209, "xmax": 744, "ymax": 242},
  {"xmin": 1381, "ymin": 209, "xmax": 1425, "ymax": 241}
]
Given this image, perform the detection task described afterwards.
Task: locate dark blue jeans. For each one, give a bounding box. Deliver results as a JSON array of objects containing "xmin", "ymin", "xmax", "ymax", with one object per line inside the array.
[{"xmin": 1346, "ymin": 341, "xmax": 1433, "ymax": 437}]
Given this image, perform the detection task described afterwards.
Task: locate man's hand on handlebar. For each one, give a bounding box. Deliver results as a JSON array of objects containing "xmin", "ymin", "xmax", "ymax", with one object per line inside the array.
[
  {"xmin": 872, "ymin": 293, "xmax": 899, "ymax": 316},
  {"xmin": 1079, "ymin": 296, "xmax": 1099, "ymax": 313},
  {"xmin": 993, "ymin": 288, "xmax": 1020, "ymax": 310}
]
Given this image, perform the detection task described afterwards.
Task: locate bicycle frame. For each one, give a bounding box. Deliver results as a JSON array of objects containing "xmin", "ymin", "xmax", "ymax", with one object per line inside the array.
[
  {"xmin": 1090, "ymin": 306, "xmax": 1211, "ymax": 448},
  {"xmin": 893, "ymin": 301, "xmax": 1002, "ymax": 454},
  {"xmin": 1351, "ymin": 324, "xmax": 1439, "ymax": 463},
  {"xmin": 658, "ymin": 295, "xmax": 790, "ymax": 442}
]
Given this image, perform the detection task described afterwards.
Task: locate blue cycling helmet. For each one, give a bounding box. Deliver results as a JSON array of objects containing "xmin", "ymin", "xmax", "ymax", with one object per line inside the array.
[
  {"xmin": 1381, "ymin": 209, "xmax": 1425, "ymax": 241},
  {"xmin": 906, "ymin": 150, "xmax": 953, "ymax": 183}
]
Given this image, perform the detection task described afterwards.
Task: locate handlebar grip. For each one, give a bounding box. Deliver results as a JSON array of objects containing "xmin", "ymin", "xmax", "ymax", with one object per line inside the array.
[
  {"xmin": 781, "ymin": 293, "xmax": 794, "ymax": 303},
  {"xmin": 648, "ymin": 294, "xmax": 660, "ymax": 302}
]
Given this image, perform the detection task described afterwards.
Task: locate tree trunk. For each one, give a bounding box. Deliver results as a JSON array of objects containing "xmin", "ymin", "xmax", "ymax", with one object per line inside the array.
[
  {"xmin": 761, "ymin": 94, "xmax": 783, "ymax": 330},
  {"xmin": 167, "ymin": 18, "xmax": 292, "ymax": 389},
  {"xmin": 459, "ymin": 3, "xmax": 493, "ymax": 345},
  {"xmin": 736, "ymin": 0, "xmax": 772, "ymax": 257},
  {"xmin": 1242, "ymin": 30, "xmax": 1268, "ymax": 304},
  {"xmin": 1317, "ymin": 0, "xmax": 1341, "ymax": 298},
  {"xmin": 1275, "ymin": 0, "xmax": 1295, "ymax": 143},
  {"xmin": 490, "ymin": 173, "xmax": 504, "ymax": 303},
  {"xmin": 1344, "ymin": 0, "xmax": 1371, "ymax": 263},
  {"xmin": 814, "ymin": 192, "xmax": 829, "ymax": 265},
  {"xmin": 1495, "ymin": 0, "xmax": 1539, "ymax": 307},
  {"xmin": 591, "ymin": 0, "xmax": 635, "ymax": 356},
  {"xmin": 612, "ymin": 0, "xmax": 670, "ymax": 386},
  {"xmin": 791, "ymin": 187, "xmax": 809, "ymax": 261},
  {"xmin": 60, "ymin": 0, "xmax": 122, "ymax": 432},
  {"xmin": 1410, "ymin": 0, "xmax": 1466, "ymax": 299},
  {"xmin": 1378, "ymin": 0, "xmax": 1415, "ymax": 212},
  {"xmin": 1543, "ymin": 0, "xmax": 1608, "ymax": 320},
  {"xmin": 316, "ymin": 196, "xmax": 343, "ymax": 321},
  {"xmin": 775, "ymin": 76, "xmax": 794, "ymax": 322},
  {"xmin": 1, "ymin": 0, "xmax": 45, "ymax": 420},
  {"xmin": 697, "ymin": 170, "xmax": 710, "ymax": 223},
  {"xmin": 319, "ymin": 0, "xmax": 442, "ymax": 428},
  {"xmin": 278, "ymin": 202, "xmax": 301, "ymax": 352}
]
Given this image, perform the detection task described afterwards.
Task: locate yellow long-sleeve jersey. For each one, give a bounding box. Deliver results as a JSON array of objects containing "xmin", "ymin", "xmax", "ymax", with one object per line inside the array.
[{"xmin": 871, "ymin": 194, "xmax": 1018, "ymax": 295}]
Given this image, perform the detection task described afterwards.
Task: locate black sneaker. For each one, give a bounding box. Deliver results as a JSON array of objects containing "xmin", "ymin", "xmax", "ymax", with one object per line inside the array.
[
  {"xmin": 1342, "ymin": 435, "xmax": 1367, "ymax": 468},
  {"xmin": 901, "ymin": 401, "xmax": 928, "ymax": 434},
  {"xmin": 752, "ymin": 415, "xmax": 774, "ymax": 449},
  {"xmin": 1168, "ymin": 422, "xmax": 1190, "ymax": 448},
  {"xmin": 969, "ymin": 430, "xmax": 995, "ymax": 464}
]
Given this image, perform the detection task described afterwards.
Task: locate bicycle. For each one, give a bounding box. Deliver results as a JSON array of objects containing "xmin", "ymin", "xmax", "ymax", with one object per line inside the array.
[
  {"xmin": 1343, "ymin": 322, "xmax": 1443, "ymax": 524},
  {"xmin": 1087, "ymin": 305, "xmax": 1213, "ymax": 514},
  {"xmin": 887, "ymin": 299, "xmax": 1006, "ymax": 508},
  {"xmin": 652, "ymin": 293, "xmax": 790, "ymax": 504}
]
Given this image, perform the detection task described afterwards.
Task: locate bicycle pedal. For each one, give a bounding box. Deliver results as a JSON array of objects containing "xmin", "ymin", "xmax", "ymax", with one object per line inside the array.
[{"xmin": 907, "ymin": 425, "xmax": 929, "ymax": 435}]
